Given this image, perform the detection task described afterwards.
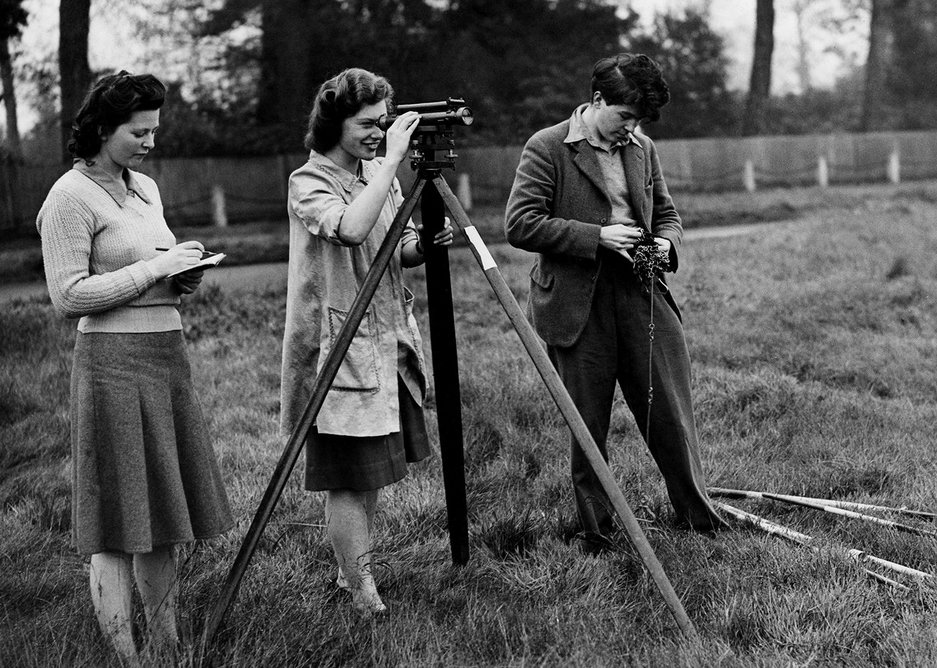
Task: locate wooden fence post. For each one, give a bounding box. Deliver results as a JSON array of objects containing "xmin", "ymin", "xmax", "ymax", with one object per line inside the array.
[
  {"xmin": 887, "ymin": 147, "xmax": 900, "ymax": 184},
  {"xmin": 456, "ymin": 172, "xmax": 473, "ymax": 212},
  {"xmin": 817, "ymin": 156, "xmax": 829, "ymax": 189},
  {"xmin": 212, "ymin": 185, "xmax": 228, "ymax": 228},
  {"xmin": 743, "ymin": 160, "xmax": 756, "ymax": 192}
]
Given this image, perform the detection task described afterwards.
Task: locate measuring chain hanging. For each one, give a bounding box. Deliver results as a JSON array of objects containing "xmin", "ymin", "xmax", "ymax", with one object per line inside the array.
[{"xmin": 631, "ymin": 232, "xmax": 670, "ymax": 446}]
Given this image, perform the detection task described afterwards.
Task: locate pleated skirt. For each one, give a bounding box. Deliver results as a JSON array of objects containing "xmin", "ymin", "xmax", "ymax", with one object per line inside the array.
[{"xmin": 70, "ymin": 331, "xmax": 234, "ymax": 554}]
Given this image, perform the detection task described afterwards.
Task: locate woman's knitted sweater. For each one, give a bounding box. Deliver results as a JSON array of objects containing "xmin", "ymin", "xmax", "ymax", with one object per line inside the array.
[{"xmin": 37, "ymin": 164, "xmax": 182, "ymax": 333}]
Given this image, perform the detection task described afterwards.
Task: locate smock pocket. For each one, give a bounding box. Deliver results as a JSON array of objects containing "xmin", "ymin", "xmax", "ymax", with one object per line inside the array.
[
  {"xmin": 401, "ymin": 286, "xmax": 427, "ymax": 400},
  {"xmin": 529, "ymin": 263, "xmax": 554, "ymax": 290},
  {"xmin": 325, "ymin": 307, "xmax": 381, "ymax": 392},
  {"xmin": 402, "ymin": 286, "xmax": 424, "ymax": 369}
]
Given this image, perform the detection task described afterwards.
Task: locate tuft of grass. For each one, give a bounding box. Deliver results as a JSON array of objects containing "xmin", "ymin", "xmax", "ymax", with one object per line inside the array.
[{"xmin": 479, "ymin": 509, "xmax": 540, "ymax": 558}]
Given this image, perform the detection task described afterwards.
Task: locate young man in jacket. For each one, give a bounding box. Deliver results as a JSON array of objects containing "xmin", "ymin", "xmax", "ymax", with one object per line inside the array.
[{"xmin": 505, "ymin": 53, "xmax": 726, "ymax": 553}]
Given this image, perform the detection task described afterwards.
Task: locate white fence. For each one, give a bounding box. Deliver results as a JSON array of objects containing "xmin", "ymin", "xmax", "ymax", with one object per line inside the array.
[
  {"xmin": 654, "ymin": 130, "xmax": 937, "ymax": 192},
  {"xmin": 3, "ymin": 129, "xmax": 937, "ymax": 233}
]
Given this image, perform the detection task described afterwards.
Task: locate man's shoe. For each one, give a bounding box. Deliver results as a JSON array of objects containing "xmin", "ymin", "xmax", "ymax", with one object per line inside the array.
[{"xmin": 574, "ymin": 531, "xmax": 618, "ymax": 556}]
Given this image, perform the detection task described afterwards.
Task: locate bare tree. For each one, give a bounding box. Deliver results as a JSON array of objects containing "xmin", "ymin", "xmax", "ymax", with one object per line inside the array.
[
  {"xmin": 743, "ymin": 0, "xmax": 775, "ymax": 135},
  {"xmin": 861, "ymin": 0, "xmax": 899, "ymax": 130},
  {"xmin": 58, "ymin": 0, "xmax": 91, "ymax": 161},
  {"xmin": 0, "ymin": 0, "xmax": 27, "ymax": 159},
  {"xmin": 790, "ymin": 0, "xmax": 813, "ymax": 93}
]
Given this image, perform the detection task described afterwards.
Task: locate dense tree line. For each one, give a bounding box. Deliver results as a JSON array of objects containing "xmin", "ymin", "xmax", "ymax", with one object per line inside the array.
[
  {"xmin": 4, "ymin": 0, "xmax": 937, "ymax": 161},
  {"xmin": 166, "ymin": 0, "xmax": 633, "ymax": 153},
  {"xmin": 155, "ymin": 0, "xmax": 745, "ymax": 155}
]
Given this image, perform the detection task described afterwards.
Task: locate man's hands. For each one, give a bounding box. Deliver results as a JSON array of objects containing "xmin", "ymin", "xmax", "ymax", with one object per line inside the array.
[
  {"xmin": 598, "ymin": 225, "xmax": 672, "ymax": 265},
  {"xmin": 599, "ymin": 224, "xmax": 643, "ymax": 259}
]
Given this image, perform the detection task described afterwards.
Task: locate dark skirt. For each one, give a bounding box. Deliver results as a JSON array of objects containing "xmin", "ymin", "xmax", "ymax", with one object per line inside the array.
[
  {"xmin": 304, "ymin": 379, "xmax": 431, "ymax": 492},
  {"xmin": 70, "ymin": 331, "xmax": 234, "ymax": 554}
]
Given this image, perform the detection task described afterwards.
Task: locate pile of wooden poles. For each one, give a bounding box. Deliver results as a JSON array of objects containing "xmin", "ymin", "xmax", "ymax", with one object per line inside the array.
[{"xmin": 708, "ymin": 487, "xmax": 935, "ymax": 590}]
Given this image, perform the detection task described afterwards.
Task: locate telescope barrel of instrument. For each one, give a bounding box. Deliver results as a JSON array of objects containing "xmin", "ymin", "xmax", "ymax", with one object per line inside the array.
[
  {"xmin": 417, "ymin": 108, "xmax": 474, "ymax": 125},
  {"xmin": 378, "ymin": 99, "xmax": 474, "ymax": 130},
  {"xmin": 396, "ymin": 100, "xmax": 453, "ymax": 112}
]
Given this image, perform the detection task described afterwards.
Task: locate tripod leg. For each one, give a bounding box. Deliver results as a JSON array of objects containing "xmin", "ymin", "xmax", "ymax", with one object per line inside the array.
[
  {"xmin": 431, "ymin": 175, "xmax": 698, "ymax": 642},
  {"xmin": 420, "ymin": 178, "xmax": 469, "ymax": 565},
  {"xmin": 201, "ymin": 177, "xmax": 427, "ymax": 653}
]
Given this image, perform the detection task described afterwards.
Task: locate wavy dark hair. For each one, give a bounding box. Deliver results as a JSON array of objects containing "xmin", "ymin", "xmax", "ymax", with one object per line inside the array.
[
  {"xmin": 591, "ymin": 53, "xmax": 670, "ymax": 123},
  {"xmin": 68, "ymin": 71, "xmax": 166, "ymax": 160},
  {"xmin": 304, "ymin": 68, "xmax": 394, "ymax": 153}
]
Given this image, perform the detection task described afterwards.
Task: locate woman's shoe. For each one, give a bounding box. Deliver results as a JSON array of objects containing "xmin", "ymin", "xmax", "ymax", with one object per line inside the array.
[
  {"xmin": 351, "ymin": 587, "xmax": 387, "ymax": 617},
  {"xmin": 336, "ymin": 567, "xmax": 387, "ymax": 617},
  {"xmin": 336, "ymin": 567, "xmax": 351, "ymax": 592}
]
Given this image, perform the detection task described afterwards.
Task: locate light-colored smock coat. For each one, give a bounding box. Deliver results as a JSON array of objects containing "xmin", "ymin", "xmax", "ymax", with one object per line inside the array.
[{"xmin": 280, "ymin": 151, "xmax": 426, "ymax": 438}]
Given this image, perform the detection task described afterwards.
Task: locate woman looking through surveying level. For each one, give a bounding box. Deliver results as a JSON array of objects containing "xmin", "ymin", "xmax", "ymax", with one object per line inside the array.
[
  {"xmin": 280, "ymin": 67, "xmax": 453, "ymax": 616},
  {"xmin": 36, "ymin": 71, "xmax": 233, "ymax": 664}
]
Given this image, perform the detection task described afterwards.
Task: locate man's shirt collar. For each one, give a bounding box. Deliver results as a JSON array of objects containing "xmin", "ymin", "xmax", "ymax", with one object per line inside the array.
[{"xmin": 564, "ymin": 103, "xmax": 640, "ymax": 151}]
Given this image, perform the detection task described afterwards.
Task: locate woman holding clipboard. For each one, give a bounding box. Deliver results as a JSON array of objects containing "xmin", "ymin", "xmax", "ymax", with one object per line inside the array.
[{"xmin": 36, "ymin": 71, "xmax": 233, "ymax": 664}]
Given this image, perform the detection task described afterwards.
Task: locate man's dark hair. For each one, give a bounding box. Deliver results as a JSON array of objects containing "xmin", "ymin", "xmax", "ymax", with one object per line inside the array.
[
  {"xmin": 304, "ymin": 68, "xmax": 394, "ymax": 153},
  {"xmin": 68, "ymin": 71, "xmax": 166, "ymax": 160},
  {"xmin": 591, "ymin": 53, "xmax": 670, "ymax": 122}
]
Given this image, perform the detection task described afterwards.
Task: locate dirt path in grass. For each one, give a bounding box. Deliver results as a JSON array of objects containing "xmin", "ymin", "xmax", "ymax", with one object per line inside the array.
[
  {"xmin": 0, "ymin": 222, "xmax": 800, "ymax": 304},
  {"xmin": 0, "ymin": 261, "xmax": 290, "ymax": 304}
]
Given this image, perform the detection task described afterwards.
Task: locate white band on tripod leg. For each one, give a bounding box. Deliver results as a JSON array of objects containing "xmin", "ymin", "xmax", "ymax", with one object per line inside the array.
[{"xmin": 464, "ymin": 226, "xmax": 497, "ymax": 270}]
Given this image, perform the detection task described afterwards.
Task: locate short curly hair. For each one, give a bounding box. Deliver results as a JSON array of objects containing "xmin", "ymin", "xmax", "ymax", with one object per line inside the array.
[
  {"xmin": 68, "ymin": 71, "xmax": 166, "ymax": 160},
  {"xmin": 591, "ymin": 53, "xmax": 670, "ymax": 122},
  {"xmin": 304, "ymin": 68, "xmax": 394, "ymax": 153}
]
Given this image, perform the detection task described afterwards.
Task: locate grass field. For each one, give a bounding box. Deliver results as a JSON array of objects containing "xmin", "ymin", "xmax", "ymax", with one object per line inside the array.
[{"xmin": 3, "ymin": 181, "xmax": 937, "ymax": 666}]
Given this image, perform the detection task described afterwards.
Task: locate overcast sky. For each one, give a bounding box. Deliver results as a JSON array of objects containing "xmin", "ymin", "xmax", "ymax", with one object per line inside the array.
[{"xmin": 625, "ymin": 0, "xmax": 867, "ymax": 92}]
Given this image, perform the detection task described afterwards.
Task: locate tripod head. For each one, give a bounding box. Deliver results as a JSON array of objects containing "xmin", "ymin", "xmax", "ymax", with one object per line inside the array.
[{"xmin": 380, "ymin": 98, "xmax": 474, "ymax": 172}]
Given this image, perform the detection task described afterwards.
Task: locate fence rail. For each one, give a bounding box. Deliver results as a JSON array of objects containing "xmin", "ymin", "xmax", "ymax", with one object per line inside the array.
[{"xmin": 4, "ymin": 129, "xmax": 937, "ymax": 233}]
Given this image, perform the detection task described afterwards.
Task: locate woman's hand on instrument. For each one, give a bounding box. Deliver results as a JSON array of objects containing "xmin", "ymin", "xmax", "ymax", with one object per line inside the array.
[
  {"xmin": 384, "ymin": 111, "xmax": 421, "ymax": 164},
  {"xmin": 417, "ymin": 217, "xmax": 454, "ymax": 250}
]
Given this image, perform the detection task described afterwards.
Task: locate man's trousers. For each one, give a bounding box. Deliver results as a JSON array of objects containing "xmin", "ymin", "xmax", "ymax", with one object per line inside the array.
[{"xmin": 547, "ymin": 253, "xmax": 724, "ymax": 536}]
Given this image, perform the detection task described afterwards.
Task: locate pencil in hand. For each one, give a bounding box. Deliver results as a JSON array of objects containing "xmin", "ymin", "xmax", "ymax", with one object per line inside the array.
[{"xmin": 155, "ymin": 247, "xmax": 217, "ymax": 259}]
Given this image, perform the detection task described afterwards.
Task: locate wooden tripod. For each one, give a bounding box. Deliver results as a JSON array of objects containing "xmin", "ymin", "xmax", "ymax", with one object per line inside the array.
[{"xmin": 201, "ymin": 160, "xmax": 698, "ymax": 654}]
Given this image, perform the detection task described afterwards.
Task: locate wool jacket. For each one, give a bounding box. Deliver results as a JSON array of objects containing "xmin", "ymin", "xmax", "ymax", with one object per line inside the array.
[{"xmin": 505, "ymin": 115, "xmax": 683, "ymax": 348}]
